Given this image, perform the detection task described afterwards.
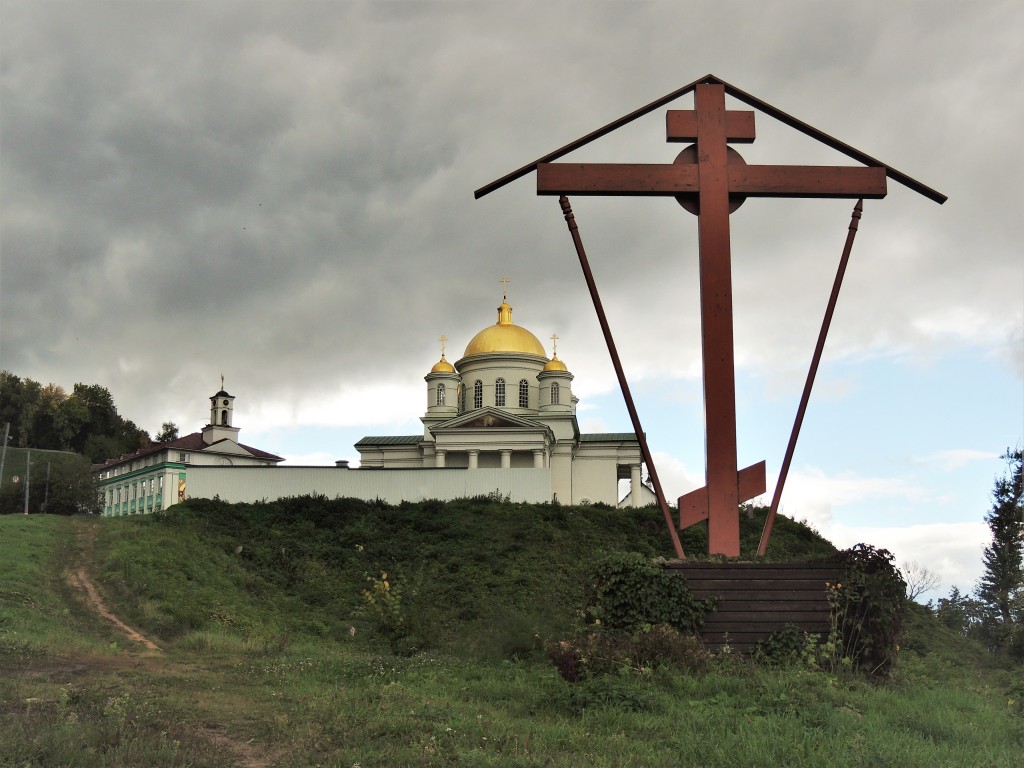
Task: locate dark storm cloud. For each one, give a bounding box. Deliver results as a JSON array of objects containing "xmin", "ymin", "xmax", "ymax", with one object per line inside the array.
[{"xmin": 1, "ymin": 0, "xmax": 1020, "ymax": 432}]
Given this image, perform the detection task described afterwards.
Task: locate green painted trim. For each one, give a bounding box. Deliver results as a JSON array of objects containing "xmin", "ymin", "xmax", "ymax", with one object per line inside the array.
[{"xmin": 96, "ymin": 460, "xmax": 184, "ymax": 485}]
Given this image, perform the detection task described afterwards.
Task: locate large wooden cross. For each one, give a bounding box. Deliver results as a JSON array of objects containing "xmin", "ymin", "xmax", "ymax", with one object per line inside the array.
[{"xmin": 535, "ymin": 83, "xmax": 887, "ymax": 556}]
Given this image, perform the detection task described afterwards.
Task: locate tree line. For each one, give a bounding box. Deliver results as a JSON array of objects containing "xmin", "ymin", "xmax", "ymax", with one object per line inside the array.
[
  {"xmin": 0, "ymin": 371, "xmax": 150, "ymax": 464},
  {"xmin": 934, "ymin": 449, "xmax": 1024, "ymax": 659}
]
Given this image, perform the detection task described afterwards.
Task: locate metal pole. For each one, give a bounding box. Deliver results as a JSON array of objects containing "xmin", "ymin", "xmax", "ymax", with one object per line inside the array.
[
  {"xmin": 23, "ymin": 450, "xmax": 31, "ymax": 515},
  {"xmin": 758, "ymin": 200, "xmax": 864, "ymax": 556},
  {"xmin": 43, "ymin": 462, "xmax": 51, "ymax": 513},
  {"xmin": 559, "ymin": 196, "xmax": 686, "ymax": 559},
  {"xmin": 0, "ymin": 423, "xmax": 9, "ymax": 486}
]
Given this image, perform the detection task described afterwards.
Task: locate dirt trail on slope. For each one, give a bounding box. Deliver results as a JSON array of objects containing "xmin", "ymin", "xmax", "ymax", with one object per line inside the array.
[
  {"xmin": 56, "ymin": 518, "xmax": 283, "ymax": 768},
  {"xmin": 64, "ymin": 519, "xmax": 161, "ymax": 652},
  {"xmin": 65, "ymin": 564, "xmax": 162, "ymax": 652}
]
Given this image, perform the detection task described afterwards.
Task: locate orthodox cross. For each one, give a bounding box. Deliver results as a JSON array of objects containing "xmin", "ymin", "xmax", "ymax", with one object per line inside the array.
[
  {"xmin": 438, "ymin": 334, "xmax": 448, "ymax": 357},
  {"xmin": 550, "ymin": 332, "xmax": 559, "ymax": 357},
  {"xmin": 500, "ymin": 275, "xmax": 511, "ymax": 299},
  {"xmin": 534, "ymin": 82, "xmax": 884, "ymax": 555},
  {"xmin": 476, "ymin": 75, "xmax": 944, "ymax": 558}
]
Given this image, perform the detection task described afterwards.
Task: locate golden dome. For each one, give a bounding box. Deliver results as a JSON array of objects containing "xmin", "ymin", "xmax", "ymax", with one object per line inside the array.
[
  {"xmin": 463, "ymin": 300, "xmax": 546, "ymax": 357},
  {"xmin": 543, "ymin": 356, "xmax": 568, "ymax": 372},
  {"xmin": 430, "ymin": 355, "xmax": 456, "ymax": 373}
]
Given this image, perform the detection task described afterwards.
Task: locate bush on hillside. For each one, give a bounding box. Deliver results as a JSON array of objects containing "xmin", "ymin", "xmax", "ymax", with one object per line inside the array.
[
  {"xmin": 548, "ymin": 553, "xmax": 719, "ymax": 682},
  {"xmin": 830, "ymin": 544, "xmax": 907, "ymax": 677},
  {"xmin": 584, "ymin": 552, "xmax": 719, "ymax": 633}
]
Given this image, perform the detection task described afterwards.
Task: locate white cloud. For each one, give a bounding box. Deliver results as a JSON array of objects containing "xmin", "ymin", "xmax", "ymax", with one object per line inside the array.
[
  {"xmin": 248, "ymin": 383, "xmax": 423, "ymax": 431},
  {"xmin": 774, "ymin": 467, "xmax": 932, "ymax": 528},
  {"xmin": 821, "ymin": 521, "xmax": 989, "ymax": 602},
  {"xmin": 915, "ymin": 449, "xmax": 998, "ymax": 472},
  {"xmin": 278, "ymin": 450, "xmax": 347, "ymax": 467},
  {"xmin": 648, "ymin": 451, "xmax": 704, "ymax": 500}
]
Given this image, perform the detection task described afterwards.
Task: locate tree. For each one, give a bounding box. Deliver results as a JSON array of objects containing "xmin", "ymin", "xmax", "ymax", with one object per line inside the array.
[
  {"xmin": 935, "ymin": 586, "xmax": 984, "ymax": 636},
  {"xmin": 974, "ymin": 448, "xmax": 1023, "ymax": 654},
  {"xmin": 901, "ymin": 560, "xmax": 941, "ymax": 603},
  {"xmin": 0, "ymin": 371, "xmax": 25, "ymax": 445},
  {"xmin": 0, "ymin": 374, "xmax": 151, "ymax": 463},
  {"xmin": 0, "ymin": 450, "xmax": 100, "ymax": 515},
  {"xmin": 155, "ymin": 421, "xmax": 179, "ymax": 442}
]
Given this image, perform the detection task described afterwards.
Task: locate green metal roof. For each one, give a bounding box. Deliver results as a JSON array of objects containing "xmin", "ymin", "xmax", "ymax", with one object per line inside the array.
[
  {"xmin": 355, "ymin": 435, "xmax": 422, "ymax": 446},
  {"xmin": 579, "ymin": 433, "xmax": 639, "ymax": 442}
]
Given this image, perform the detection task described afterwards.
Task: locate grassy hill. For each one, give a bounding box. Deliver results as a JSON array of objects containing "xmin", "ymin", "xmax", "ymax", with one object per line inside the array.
[{"xmin": 1, "ymin": 499, "xmax": 1021, "ymax": 767}]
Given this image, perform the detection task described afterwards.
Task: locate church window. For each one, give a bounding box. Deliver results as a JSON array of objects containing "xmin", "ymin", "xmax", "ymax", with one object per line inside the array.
[
  {"xmin": 437, "ymin": 383, "xmax": 446, "ymax": 406},
  {"xmin": 551, "ymin": 382, "xmax": 560, "ymax": 404},
  {"xmin": 495, "ymin": 378, "xmax": 506, "ymax": 407},
  {"xmin": 473, "ymin": 380, "xmax": 483, "ymax": 409},
  {"xmin": 459, "ymin": 384, "xmax": 465, "ymax": 412},
  {"xmin": 519, "ymin": 379, "xmax": 529, "ymax": 408},
  {"xmin": 221, "ymin": 409, "xmax": 228, "ymax": 425}
]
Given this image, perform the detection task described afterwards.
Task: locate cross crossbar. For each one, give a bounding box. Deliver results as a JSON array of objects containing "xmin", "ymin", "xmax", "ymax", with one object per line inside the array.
[{"xmin": 537, "ymin": 164, "xmax": 887, "ymax": 198}]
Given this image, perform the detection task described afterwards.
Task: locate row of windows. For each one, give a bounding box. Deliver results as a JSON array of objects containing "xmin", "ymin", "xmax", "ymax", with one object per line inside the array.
[
  {"xmin": 106, "ymin": 475, "xmax": 164, "ymax": 505},
  {"xmin": 435, "ymin": 379, "xmax": 560, "ymax": 409}
]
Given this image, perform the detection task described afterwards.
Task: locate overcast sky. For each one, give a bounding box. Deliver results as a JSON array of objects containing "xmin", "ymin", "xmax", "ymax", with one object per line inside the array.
[{"xmin": 2, "ymin": 0, "xmax": 1021, "ymax": 600}]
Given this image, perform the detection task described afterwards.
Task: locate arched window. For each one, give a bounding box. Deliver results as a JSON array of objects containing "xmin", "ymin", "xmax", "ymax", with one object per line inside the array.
[
  {"xmin": 220, "ymin": 409, "xmax": 228, "ymax": 425},
  {"xmin": 459, "ymin": 384, "xmax": 465, "ymax": 412},
  {"xmin": 436, "ymin": 383, "xmax": 446, "ymax": 406},
  {"xmin": 551, "ymin": 382, "xmax": 560, "ymax": 405},
  {"xmin": 473, "ymin": 380, "xmax": 483, "ymax": 409},
  {"xmin": 519, "ymin": 379, "xmax": 529, "ymax": 408},
  {"xmin": 495, "ymin": 378, "xmax": 506, "ymax": 407}
]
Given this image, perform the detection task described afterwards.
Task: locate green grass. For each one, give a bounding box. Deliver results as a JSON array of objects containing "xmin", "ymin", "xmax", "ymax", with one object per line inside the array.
[
  {"xmin": 0, "ymin": 516, "xmax": 113, "ymax": 660},
  {"xmin": 1, "ymin": 502, "xmax": 1021, "ymax": 767}
]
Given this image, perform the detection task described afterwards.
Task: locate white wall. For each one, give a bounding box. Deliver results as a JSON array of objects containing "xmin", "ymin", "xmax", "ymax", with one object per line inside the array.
[{"xmin": 180, "ymin": 466, "xmax": 552, "ymax": 506}]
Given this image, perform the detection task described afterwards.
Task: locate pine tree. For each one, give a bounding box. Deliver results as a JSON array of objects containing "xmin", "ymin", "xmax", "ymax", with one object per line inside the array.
[{"xmin": 974, "ymin": 449, "xmax": 1023, "ymax": 653}]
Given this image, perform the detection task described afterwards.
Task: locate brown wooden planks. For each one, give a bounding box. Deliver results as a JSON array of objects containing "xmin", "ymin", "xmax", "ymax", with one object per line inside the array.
[{"xmin": 669, "ymin": 560, "xmax": 843, "ymax": 651}]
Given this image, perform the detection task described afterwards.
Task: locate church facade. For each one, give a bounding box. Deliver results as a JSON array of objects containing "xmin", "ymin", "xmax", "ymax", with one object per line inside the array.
[
  {"xmin": 95, "ymin": 293, "xmax": 647, "ymax": 514},
  {"xmin": 355, "ymin": 294, "xmax": 644, "ymax": 506}
]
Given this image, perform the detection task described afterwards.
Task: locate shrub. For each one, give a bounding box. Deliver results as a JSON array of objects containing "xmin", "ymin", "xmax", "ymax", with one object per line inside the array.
[
  {"xmin": 751, "ymin": 623, "xmax": 806, "ymax": 666},
  {"xmin": 547, "ymin": 623, "xmax": 713, "ymax": 682},
  {"xmin": 830, "ymin": 544, "xmax": 907, "ymax": 676},
  {"xmin": 584, "ymin": 552, "xmax": 719, "ymax": 633},
  {"xmin": 361, "ymin": 569, "xmax": 418, "ymax": 654}
]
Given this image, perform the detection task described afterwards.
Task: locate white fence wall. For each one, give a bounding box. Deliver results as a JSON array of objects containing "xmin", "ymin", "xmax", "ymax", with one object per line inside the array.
[{"xmin": 181, "ymin": 466, "xmax": 552, "ymax": 506}]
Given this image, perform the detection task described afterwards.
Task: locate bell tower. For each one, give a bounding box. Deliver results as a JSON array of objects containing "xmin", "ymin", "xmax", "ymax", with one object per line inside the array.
[{"xmin": 202, "ymin": 376, "xmax": 241, "ymax": 445}]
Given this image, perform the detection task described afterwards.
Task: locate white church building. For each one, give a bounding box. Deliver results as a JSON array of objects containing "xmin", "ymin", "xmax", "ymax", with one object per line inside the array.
[{"xmin": 95, "ymin": 293, "xmax": 649, "ymax": 514}]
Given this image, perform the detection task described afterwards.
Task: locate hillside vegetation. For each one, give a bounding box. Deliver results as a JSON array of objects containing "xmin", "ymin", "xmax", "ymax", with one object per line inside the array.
[{"xmin": 1, "ymin": 499, "xmax": 1022, "ymax": 767}]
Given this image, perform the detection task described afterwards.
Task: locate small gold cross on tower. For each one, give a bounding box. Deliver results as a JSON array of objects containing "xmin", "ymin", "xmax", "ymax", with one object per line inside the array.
[
  {"xmin": 550, "ymin": 332, "xmax": 559, "ymax": 358},
  {"xmin": 438, "ymin": 335, "xmax": 448, "ymax": 358},
  {"xmin": 499, "ymin": 276, "xmax": 511, "ymax": 300}
]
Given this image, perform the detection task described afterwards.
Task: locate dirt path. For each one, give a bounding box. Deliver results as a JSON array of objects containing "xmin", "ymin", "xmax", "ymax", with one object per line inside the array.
[
  {"xmin": 63, "ymin": 519, "xmax": 161, "ymax": 652},
  {"xmin": 58, "ymin": 519, "xmax": 282, "ymax": 768},
  {"xmin": 65, "ymin": 565, "xmax": 162, "ymax": 652}
]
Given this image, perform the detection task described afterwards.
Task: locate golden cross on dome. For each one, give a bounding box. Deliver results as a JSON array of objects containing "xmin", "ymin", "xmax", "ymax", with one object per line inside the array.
[
  {"xmin": 438, "ymin": 335, "xmax": 448, "ymax": 357},
  {"xmin": 499, "ymin": 276, "xmax": 510, "ymax": 300},
  {"xmin": 550, "ymin": 332, "xmax": 559, "ymax": 358}
]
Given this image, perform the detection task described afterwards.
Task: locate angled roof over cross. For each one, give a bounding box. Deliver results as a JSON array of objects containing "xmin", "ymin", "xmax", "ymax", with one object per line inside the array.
[{"xmin": 475, "ymin": 73, "xmax": 946, "ymax": 204}]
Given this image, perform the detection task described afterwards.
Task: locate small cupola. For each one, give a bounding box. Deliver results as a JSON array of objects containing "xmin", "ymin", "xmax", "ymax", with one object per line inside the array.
[
  {"xmin": 538, "ymin": 333, "xmax": 575, "ymax": 413},
  {"xmin": 425, "ymin": 336, "xmax": 459, "ymax": 417},
  {"xmin": 202, "ymin": 376, "xmax": 241, "ymax": 445}
]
